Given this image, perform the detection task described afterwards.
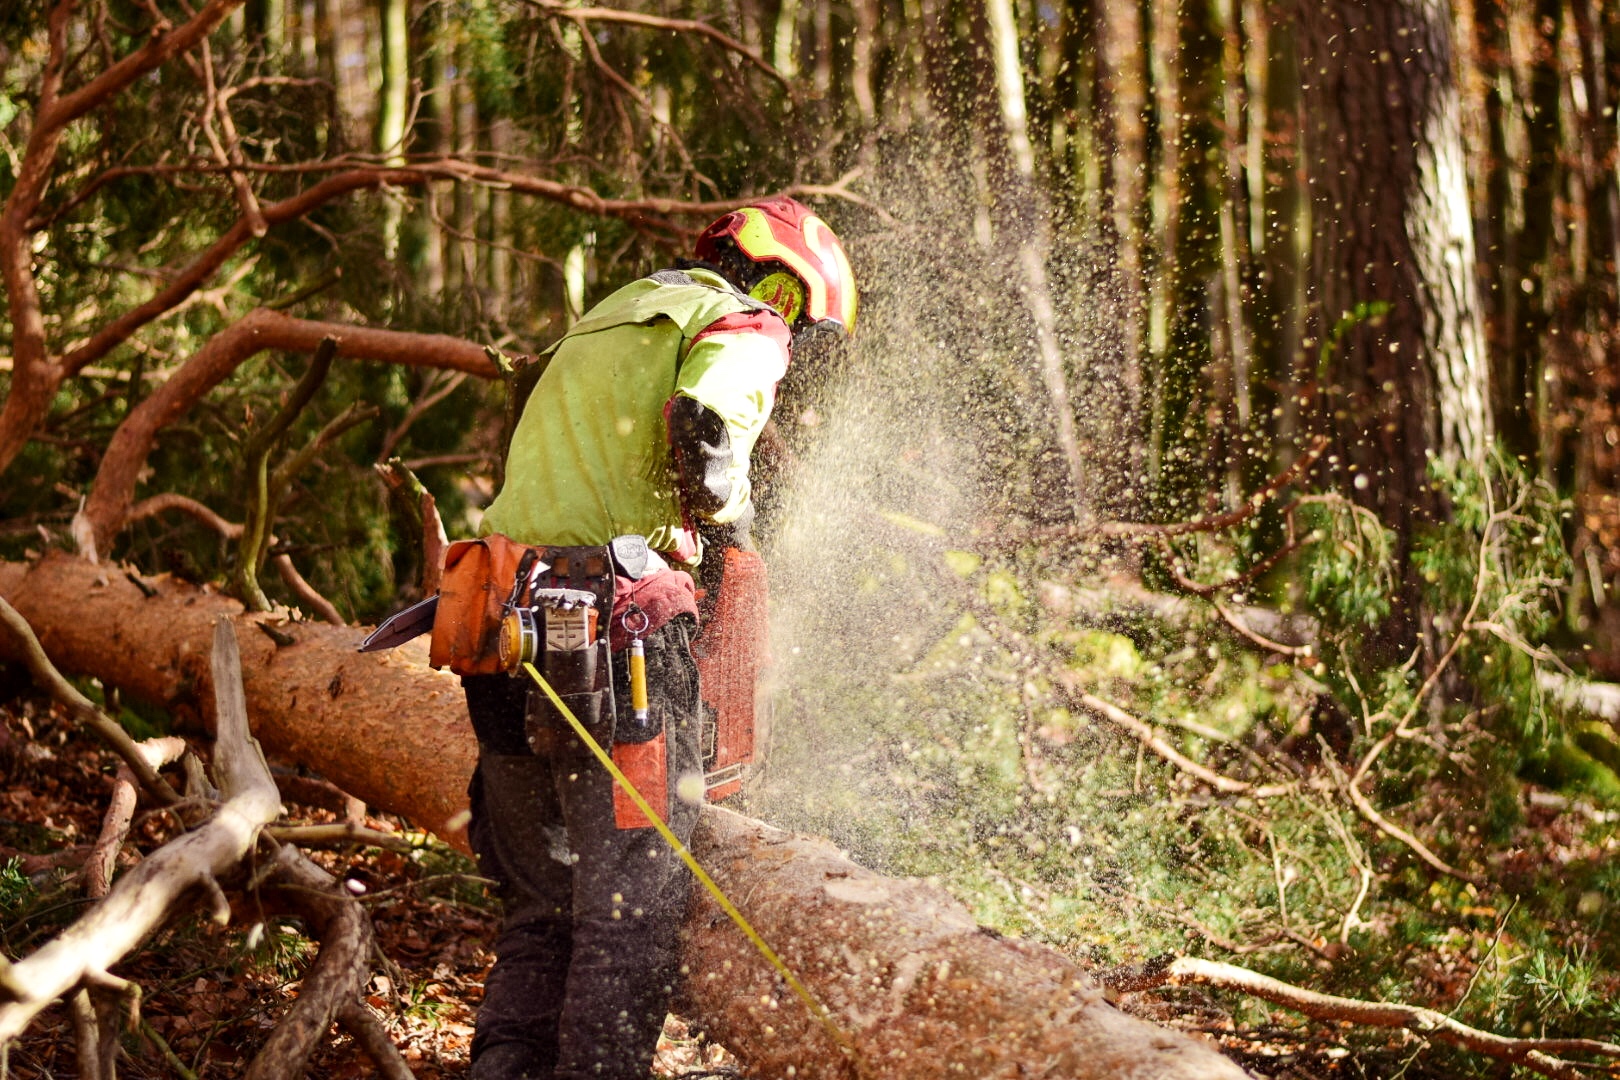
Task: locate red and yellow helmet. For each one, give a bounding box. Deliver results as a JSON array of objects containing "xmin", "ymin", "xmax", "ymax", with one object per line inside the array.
[{"xmin": 695, "ymin": 196, "xmax": 857, "ymax": 337}]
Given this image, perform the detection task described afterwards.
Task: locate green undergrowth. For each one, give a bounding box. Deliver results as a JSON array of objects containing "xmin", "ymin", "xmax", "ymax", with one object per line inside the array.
[{"xmin": 760, "ymin": 451, "xmax": 1620, "ymax": 1071}]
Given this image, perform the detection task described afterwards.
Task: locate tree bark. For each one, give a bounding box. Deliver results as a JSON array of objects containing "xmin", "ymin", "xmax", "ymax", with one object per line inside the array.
[
  {"xmin": 984, "ymin": 0, "xmax": 1092, "ymax": 523},
  {"xmin": 1295, "ymin": 0, "xmax": 1492, "ymax": 542},
  {"xmin": 0, "ymin": 553, "xmax": 475, "ymax": 845},
  {"xmin": 1093, "ymin": 0, "xmax": 1148, "ymax": 491},
  {"xmin": 680, "ymin": 809, "xmax": 1248, "ymax": 1080},
  {"xmin": 0, "ymin": 553, "xmax": 1248, "ymax": 1078}
]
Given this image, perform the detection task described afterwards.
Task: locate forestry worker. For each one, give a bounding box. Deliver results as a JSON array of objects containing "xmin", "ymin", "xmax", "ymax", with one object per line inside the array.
[{"xmin": 462, "ymin": 197, "xmax": 857, "ymax": 1080}]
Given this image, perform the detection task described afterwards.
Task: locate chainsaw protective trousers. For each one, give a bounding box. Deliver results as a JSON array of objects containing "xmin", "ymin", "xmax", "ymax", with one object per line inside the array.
[{"xmin": 463, "ymin": 616, "xmax": 703, "ymax": 1080}]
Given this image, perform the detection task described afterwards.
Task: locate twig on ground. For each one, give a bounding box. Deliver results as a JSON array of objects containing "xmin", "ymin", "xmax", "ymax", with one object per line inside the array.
[
  {"xmin": 139, "ymin": 1015, "xmax": 201, "ymax": 1080},
  {"xmin": 1151, "ymin": 955, "xmax": 1620, "ymax": 1080},
  {"xmin": 1210, "ymin": 598, "xmax": 1314, "ymax": 659},
  {"xmin": 1339, "ymin": 776, "xmax": 1485, "ymax": 887},
  {"xmin": 1063, "ymin": 682, "xmax": 1296, "ymax": 799},
  {"xmin": 264, "ymin": 823, "xmax": 418, "ymax": 854}
]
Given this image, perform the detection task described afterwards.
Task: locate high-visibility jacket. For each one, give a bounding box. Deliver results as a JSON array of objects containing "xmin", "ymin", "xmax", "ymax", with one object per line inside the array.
[{"xmin": 480, "ymin": 267, "xmax": 791, "ymax": 562}]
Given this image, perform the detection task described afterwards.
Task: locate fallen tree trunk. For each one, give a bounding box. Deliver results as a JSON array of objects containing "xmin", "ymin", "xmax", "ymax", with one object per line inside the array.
[
  {"xmin": 0, "ymin": 553, "xmax": 1247, "ymax": 1078},
  {"xmin": 0, "ymin": 552, "xmax": 476, "ymax": 846},
  {"xmin": 682, "ymin": 808, "xmax": 1246, "ymax": 1079}
]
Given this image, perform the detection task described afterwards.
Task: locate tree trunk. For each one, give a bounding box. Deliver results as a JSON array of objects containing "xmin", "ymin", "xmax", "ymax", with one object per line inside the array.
[
  {"xmin": 0, "ymin": 553, "xmax": 1248, "ymax": 1079},
  {"xmin": 1295, "ymin": 0, "xmax": 1492, "ymax": 546},
  {"xmin": 985, "ymin": 0, "xmax": 1093, "ymax": 523},
  {"xmin": 1093, "ymin": 0, "xmax": 1148, "ymax": 494},
  {"xmin": 0, "ymin": 552, "xmax": 475, "ymax": 844},
  {"xmin": 680, "ymin": 809, "xmax": 1248, "ymax": 1080}
]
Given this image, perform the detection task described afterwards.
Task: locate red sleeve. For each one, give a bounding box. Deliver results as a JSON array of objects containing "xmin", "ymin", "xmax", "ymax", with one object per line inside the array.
[{"xmin": 690, "ymin": 308, "xmax": 793, "ymax": 365}]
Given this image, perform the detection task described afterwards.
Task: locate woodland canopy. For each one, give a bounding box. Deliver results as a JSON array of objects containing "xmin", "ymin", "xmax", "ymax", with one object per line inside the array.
[{"xmin": 2, "ymin": 0, "xmax": 1620, "ymax": 1077}]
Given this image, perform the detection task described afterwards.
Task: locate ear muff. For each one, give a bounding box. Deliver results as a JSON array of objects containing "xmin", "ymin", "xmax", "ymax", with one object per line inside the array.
[{"xmin": 748, "ymin": 271, "xmax": 806, "ymax": 326}]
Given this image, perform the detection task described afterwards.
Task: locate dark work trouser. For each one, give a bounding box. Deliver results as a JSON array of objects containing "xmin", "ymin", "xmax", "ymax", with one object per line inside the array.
[{"xmin": 463, "ymin": 617, "xmax": 703, "ymax": 1080}]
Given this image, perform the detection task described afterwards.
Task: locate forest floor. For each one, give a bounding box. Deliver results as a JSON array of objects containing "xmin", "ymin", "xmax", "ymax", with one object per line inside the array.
[
  {"xmin": 0, "ymin": 690, "xmax": 740, "ymax": 1079},
  {"xmin": 0, "ymin": 686, "xmax": 1605, "ymax": 1079}
]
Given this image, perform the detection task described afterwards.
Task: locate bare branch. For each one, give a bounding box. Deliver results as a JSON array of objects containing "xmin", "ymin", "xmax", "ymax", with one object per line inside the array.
[
  {"xmin": 1210, "ymin": 598, "xmax": 1314, "ymax": 659},
  {"xmin": 0, "ymin": 0, "xmax": 246, "ymax": 474},
  {"xmin": 1063, "ymin": 682, "xmax": 1296, "ymax": 798},
  {"xmin": 243, "ymin": 845, "xmax": 385, "ymax": 1080},
  {"xmin": 264, "ymin": 823, "xmax": 418, "ymax": 853},
  {"xmin": 1539, "ymin": 671, "xmax": 1620, "ymax": 722},
  {"xmin": 523, "ymin": 0, "xmax": 793, "ymax": 91},
  {"xmin": 83, "ymin": 737, "xmax": 189, "ymax": 898},
  {"xmin": 188, "ymin": 38, "xmax": 266, "ymax": 236},
  {"xmin": 0, "ymin": 618, "xmax": 280, "ymax": 1042},
  {"xmin": 375, "ymin": 459, "xmax": 449, "ymax": 594},
  {"xmin": 1338, "ymin": 769, "xmax": 1484, "ymax": 887},
  {"xmin": 125, "ymin": 492, "xmax": 244, "ymax": 539},
  {"xmin": 375, "ymin": 370, "xmax": 469, "ymax": 463},
  {"xmin": 558, "ymin": 9, "xmax": 713, "ymax": 192},
  {"xmin": 75, "ymin": 308, "xmax": 494, "ymax": 557},
  {"xmin": 337, "ymin": 1001, "xmax": 416, "ymax": 1080},
  {"xmin": 272, "ymin": 555, "xmax": 345, "ymax": 626},
  {"xmin": 58, "ymin": 169, "xmax": 431, "ymax": 379}
]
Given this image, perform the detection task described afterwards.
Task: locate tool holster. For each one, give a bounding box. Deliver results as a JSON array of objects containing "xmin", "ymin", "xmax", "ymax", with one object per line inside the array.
[{"xmin": 516, "ymin": 547, "xmax": 617, "ymax": 752}]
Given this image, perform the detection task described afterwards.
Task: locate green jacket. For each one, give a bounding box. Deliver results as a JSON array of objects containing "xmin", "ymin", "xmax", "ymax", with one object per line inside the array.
[{"xmin": 480, "ymin": 268, "xmax": 791, "ymax": 562}]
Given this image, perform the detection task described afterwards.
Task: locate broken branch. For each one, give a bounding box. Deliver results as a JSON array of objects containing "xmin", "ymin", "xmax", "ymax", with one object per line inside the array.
[
  {"xmin": 83, "ymin": 736, "xmax": 189, "ymax": 898},
  {"xmin": 243, "ymin": 844, "xmax": 384, "ymax": 1080},
  {"xmin": 1155, "ymin": 955, "xmax": 1620, "ymax": 1080},
  {"xmin": 0, "ymin": 618, "xmax": 280, "ymax": 1041}
]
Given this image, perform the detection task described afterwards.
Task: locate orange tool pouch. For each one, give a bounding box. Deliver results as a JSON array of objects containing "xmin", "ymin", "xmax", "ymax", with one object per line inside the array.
[
  {"xmin": 611, "ymin": 734, "xmax": 668, "ymax": 830},
  {"xmin": 428, "ymin": 535, "xmax": 545, "ymax": 676}
]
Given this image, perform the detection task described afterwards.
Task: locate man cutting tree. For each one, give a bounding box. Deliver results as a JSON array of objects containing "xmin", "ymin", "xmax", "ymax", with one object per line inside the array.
[{"xmin": 409, "ymin": 198, "xmax": 857, "ymax": 1080}]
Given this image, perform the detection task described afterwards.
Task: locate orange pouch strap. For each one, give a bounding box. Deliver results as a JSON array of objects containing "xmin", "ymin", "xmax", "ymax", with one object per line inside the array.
[
  {"xmin": 429, "ymin": 535, "xmax": 540, "ymax": 675},
  {"xmin": 611, "ymin": 733, "xmax": 668, "ymax": 830}
]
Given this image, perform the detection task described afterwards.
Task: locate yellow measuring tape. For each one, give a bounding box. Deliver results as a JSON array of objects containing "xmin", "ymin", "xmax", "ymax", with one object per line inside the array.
[{"xmin": 521, "ymin": 663, "xmax": 860, "ymax": 1064}]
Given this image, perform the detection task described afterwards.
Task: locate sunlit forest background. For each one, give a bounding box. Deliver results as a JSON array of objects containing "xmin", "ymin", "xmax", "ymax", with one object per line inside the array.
[{"xmin": 3, "ymin": 0, "xmax": 1620, "ymax": 1075}]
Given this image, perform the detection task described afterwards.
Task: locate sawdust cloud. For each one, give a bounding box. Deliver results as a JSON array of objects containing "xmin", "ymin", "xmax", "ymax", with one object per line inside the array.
[{"xmin": 754, "ymin": 138, "xmax": 1132, "ymax": 868}]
